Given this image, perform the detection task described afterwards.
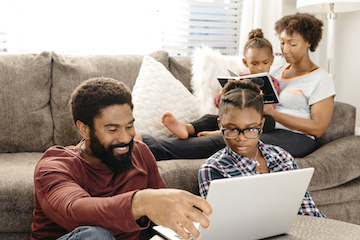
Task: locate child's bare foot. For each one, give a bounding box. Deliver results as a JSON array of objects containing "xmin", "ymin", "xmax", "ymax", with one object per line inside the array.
[{"xmin": 161, "ymin": 112, "xmax": 190, "ymax": 139}]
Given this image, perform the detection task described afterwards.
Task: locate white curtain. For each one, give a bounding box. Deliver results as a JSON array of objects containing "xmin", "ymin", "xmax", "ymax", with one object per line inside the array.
[{"xmin": 239, "ymin": 0, "xmax": 284, "ymax": 56}]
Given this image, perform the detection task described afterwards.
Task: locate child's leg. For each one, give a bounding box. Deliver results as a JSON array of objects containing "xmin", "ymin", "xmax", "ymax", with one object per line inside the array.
[
  {"xmin": 191, "ymin": 114, "xmax": 219, "ymax": 136},
  {"xmin": 263, "ymin": 115, "xmax": 275, "ymax": 133},
  {"xmin": 162, "ymin": 113, "xmax": 219, "ymax": 139},
  {"xmin": 142, "ymin": 134, "xmax": 226, "ymax": 160}
]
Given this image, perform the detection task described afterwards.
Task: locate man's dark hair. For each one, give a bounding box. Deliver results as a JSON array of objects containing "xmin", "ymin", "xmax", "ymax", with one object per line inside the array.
[
  {"xmin": 70, "ymin": 77, "xmax": 133, "ymax": 128},
  {"xmin": 274, "ymin": 12, "xmax": 323, "ymax": 52}
]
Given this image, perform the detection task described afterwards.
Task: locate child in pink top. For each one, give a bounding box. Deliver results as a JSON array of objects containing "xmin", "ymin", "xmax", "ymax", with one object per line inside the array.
[{"xmin": 162, "ymin": 29, "xmax": 279, "ymax": 139}]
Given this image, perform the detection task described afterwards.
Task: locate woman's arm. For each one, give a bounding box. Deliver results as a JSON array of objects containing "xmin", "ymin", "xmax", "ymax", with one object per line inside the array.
[{"xmin": 264, "ymin": 96, "xmax": 334, "ymax": 138}]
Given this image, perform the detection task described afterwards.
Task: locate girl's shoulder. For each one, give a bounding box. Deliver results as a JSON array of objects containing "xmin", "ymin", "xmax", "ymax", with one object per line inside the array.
[{"xmin": 259, "ymin": 141, "xmax": 292, "ymax": 158}]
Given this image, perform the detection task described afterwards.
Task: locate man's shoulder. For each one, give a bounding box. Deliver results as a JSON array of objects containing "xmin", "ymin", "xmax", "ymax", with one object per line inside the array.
[
  {"xmin": 131, "ymin": 140, "xmax": 157, "ymax": 163},
  {"xmin": 132, "ymin": 140, "xmax": 152, "ymax": 156},
  {"xmin": 42, "ymin": 144, "xmax": 80, "ymax": 159},
  {"xmin": 36, "ymin": 144, "xmax": 82, "ymax": 170}
]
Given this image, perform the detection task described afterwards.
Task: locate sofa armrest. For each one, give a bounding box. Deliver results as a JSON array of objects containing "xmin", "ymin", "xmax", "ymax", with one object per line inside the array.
[
  {"xmin": 157, "ymin": 159, "xmax": 205, "ymax": 196},
  {"xmin": 296, "ymin": 135, "xmax": 360, "ymax": 191},
  {"xmin": 316, "ymin": 102, "xmax": 356, "ymax": 146}
]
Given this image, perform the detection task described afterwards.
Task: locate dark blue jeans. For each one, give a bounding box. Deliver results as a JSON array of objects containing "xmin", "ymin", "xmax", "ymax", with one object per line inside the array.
[{"xmin": 143, "ymin": 129, "xmax": 318, "ymax": 160}]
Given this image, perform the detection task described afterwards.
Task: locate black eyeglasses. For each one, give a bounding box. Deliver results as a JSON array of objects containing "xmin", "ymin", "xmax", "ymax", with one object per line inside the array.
[{"xmin": 220, "ymin": 123, "xmax": 261, "ymax": 139}]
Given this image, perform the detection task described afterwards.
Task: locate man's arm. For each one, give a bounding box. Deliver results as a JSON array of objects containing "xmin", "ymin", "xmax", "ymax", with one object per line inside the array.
[
  {"xmin": 34, "ymin": 146, "xmax": 152, "ymax": 235},
  {"xmin": 35, "ymin": 171, "xmax": 146, "ymax": 234}
]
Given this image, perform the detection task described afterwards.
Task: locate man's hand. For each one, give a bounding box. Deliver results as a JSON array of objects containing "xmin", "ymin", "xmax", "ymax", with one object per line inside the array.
[{"xmin": 132, "ymin": 189, "xmax": 212, "ymax": 239}]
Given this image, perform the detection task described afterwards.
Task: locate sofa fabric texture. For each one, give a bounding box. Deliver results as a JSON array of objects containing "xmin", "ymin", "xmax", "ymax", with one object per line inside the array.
[
  {"xmin": 0, "ymin": 51, "xmax": 359, "ymax": 239},
  {"xmin": 0, "ymin": 52, "xmax": 53, "ymax": 153}
]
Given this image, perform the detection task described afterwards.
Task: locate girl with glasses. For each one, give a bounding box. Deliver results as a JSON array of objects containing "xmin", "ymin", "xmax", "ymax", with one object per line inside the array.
[{"xmin": 198, "ymin": 79, "xmax": 325, "ymax": 217}]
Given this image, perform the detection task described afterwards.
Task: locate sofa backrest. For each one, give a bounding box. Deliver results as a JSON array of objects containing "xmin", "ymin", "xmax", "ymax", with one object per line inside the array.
[
  {"xmin": 0, "ymin": 52, "xmax": 53, "ymax": 153},
  {"xmin": 0, "ymin": 51, "xmax": 355, "ymax": 153}
]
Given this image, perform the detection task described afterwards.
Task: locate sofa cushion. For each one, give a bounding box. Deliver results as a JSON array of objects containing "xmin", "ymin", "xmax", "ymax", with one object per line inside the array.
[
  {"xmin": 51, "ymin": 51, "xmax": 170, "ymax": 146},
  {"xmin": 132, "ymin": 55, "xmax": 200, "ymax": 138},
  {"xmin": 297, "ymin": 135, "xmax": 360, "ymax": 191},
  {"xmin": 309, "ymin": 178, "xmax": 360, "ymax": 224},
  {"xmin": 157, "ymin": 159, "xmax": 205, "ymax": 195},
  {"xmin": 0, "ymin": 152, "xmax": 42, "ymax": 233},
  {"xmin": 0, "ymin": 52, "xmax": 53, "ymax": 152}
]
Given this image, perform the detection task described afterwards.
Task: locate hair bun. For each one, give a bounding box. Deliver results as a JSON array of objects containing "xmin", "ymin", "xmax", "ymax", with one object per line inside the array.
[{"xmin": 248, "ymin": 28, "xmax": 264, "ymax": 39}]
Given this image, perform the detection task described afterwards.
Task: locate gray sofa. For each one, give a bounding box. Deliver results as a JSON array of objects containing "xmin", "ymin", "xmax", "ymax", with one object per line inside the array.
[{"xmin": 1, "ymin": 51, "xmax": 359, "ymax": 239}]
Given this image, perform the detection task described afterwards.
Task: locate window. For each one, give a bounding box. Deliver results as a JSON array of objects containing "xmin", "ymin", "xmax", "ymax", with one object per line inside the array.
[
  {"xmin": 160, "ymin": 0, "xmax": 243, "ymax": 56},
  {"xmin": 0, "ymin": 0, "xmax": 242, "ymax": 55}
]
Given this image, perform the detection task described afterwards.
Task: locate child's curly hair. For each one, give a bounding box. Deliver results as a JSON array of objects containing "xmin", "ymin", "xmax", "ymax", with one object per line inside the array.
[{"xmin": 275, "ymin": 12, "xmax": 323, "ymax": 52}]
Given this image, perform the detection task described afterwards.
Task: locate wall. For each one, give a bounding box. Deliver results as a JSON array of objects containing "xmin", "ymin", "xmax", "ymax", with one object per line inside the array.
[
  {"xmin": 311, "ymin": 8, "xmax": 360, "ymax": 130},
  {"xmin": 333, "ymin": 11, "xmax": 360, "ymax": 129}
]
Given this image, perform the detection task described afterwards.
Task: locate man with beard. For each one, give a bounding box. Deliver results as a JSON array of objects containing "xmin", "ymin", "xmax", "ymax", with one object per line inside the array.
[{"xmin": 30, "ymin": 77, "xmax": 212, "ymax": 240}]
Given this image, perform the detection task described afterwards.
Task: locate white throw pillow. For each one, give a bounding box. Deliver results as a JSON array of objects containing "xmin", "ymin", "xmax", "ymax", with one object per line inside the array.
[
  {"xmin": 191, "ymin": 46, "xmax": 250, "ymax": 115},
  {"xmin": 132, "ymin": 55, "xmax": 200, "ymax": 138}
]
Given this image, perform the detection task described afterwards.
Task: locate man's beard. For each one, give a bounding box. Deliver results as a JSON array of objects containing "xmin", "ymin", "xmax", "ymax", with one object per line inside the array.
[{"xmin": 89, "ymin": 129, "xmax": 134, "ymax": 174}]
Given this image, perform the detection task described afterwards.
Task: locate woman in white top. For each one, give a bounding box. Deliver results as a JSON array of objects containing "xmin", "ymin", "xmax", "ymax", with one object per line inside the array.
[{"xmin": 261, "ymin": 12, "xmax": 336, "ymax": 157}]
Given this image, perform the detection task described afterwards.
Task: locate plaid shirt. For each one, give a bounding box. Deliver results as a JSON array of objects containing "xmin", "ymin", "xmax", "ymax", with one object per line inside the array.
[{"xmin": 198, "ymin": 140, "xmax": 326, "ymax": 218}]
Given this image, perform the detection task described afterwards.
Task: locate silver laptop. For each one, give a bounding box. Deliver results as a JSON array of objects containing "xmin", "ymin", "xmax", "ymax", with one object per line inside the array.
[{"xmin": 154, "ymin": 168, "xmax": 314, "ymax": 240}]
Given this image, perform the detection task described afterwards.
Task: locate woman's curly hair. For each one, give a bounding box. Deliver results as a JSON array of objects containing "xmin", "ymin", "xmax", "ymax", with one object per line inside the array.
[
  {"xmin": 219, "ymin": 79, "xmax": 263, "ymax": 119},
  {"xmin": 275, "ymin": 12, "xmax": 323, "ymax": 52}
]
